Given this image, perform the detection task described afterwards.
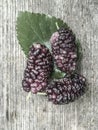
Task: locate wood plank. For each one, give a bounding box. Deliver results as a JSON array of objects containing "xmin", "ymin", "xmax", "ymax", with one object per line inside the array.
[{"xmin": 0, "ymin": 0, "xmax": 98, "ymax": 130}]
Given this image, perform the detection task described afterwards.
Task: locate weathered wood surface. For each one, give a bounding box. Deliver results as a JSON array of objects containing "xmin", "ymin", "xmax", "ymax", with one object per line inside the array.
[{"xmin": 0, "ymin": 0, "xmax": 98, "ymax": 130}]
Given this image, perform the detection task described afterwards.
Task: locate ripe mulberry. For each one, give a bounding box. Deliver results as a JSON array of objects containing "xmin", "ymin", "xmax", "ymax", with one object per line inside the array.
[
  {"xmin": 22, "ymin": 43, "xmax": 53, "ymax": 94},
  {"xmin": 50, "ymin": 28, "xmax": 77, "ymax": 73},
  {"xmin": 46, "ymin": 73, "xmax": 86, "ymax": 104}
]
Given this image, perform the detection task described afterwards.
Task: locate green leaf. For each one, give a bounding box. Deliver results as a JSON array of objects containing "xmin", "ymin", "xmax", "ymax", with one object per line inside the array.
[
  {"xmin": 16, "ymin": 11, "xmax": 82, "ymax": 79},
  {"xmin": 51, "ymin": 69, "xmax": 66, "ymax": 79},
  {"xmin": 16, "ymin": 11, "xmax": 68, "ymax": 55}
]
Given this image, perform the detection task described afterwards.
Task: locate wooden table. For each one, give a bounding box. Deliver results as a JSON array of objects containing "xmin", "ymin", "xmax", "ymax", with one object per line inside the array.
[{"xmin": 0, "ymin": 0, "xmax": 98, "ymax": 130}]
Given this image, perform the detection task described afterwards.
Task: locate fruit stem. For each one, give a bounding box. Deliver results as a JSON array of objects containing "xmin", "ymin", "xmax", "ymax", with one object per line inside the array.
[
  {"xmin": 26, "ymin": 92, "xmax": 31, "ymax": 101},
  {"xmin": 55, "ymin": 22, "xmax": 59, "ymax": 30},
  {"xmin": 37, "ymin": 92, "xmax": 47, "ymax": 96}
]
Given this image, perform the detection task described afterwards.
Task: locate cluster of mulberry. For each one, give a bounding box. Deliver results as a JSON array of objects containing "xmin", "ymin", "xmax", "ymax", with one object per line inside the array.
[
  {"xmin": 50, "ymin": 28, "xmax": 77, "ymax": 73},
  {"xmin": 22, "ymin": 28, "xmax": 86, "ymax": 104},
  {"xmin": 46, "ymin": 73, "xmax": 86, "ymax": 104},
  {"xmin": 22, "ymin": 43, "xmax": 53, "ymax": 94}
]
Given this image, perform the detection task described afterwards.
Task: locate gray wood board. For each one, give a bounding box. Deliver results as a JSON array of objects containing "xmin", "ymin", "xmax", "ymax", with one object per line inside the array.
[{"xmin": 0, "ymin": 0, "xmax": 98, "ymax": 130}]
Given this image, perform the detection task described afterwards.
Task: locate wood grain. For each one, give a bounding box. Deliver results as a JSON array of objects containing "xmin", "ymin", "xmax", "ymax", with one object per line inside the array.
[{"xmin": 0, "ymin": 0, "xmax": 98, "ymax": 130}]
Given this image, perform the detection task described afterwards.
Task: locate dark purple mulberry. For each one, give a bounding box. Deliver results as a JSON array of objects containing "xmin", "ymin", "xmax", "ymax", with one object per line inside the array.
[
  {"xmin": 50, "ymin": 28, "xmax": 77, "ymax": 73},
  {"xmin": 22, "ymin": 43, "xmax": 53, "ymax": 94},
  {"xmin": 46, "ymin": 73, "xmax": 86, "ymax": 104}
]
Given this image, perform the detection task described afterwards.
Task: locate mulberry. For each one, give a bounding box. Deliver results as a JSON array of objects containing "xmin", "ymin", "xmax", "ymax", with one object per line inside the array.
[
  {"xmin": 46, "ymin": 73, "xmax": 86, "ymax": 104},
  {"xmin": 22, "ymin": 43, "xmax": 53, "ymax": 94},
  {"xmin": 50, "ymin": 28, "xmax": 77, "ymax": 73}
]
